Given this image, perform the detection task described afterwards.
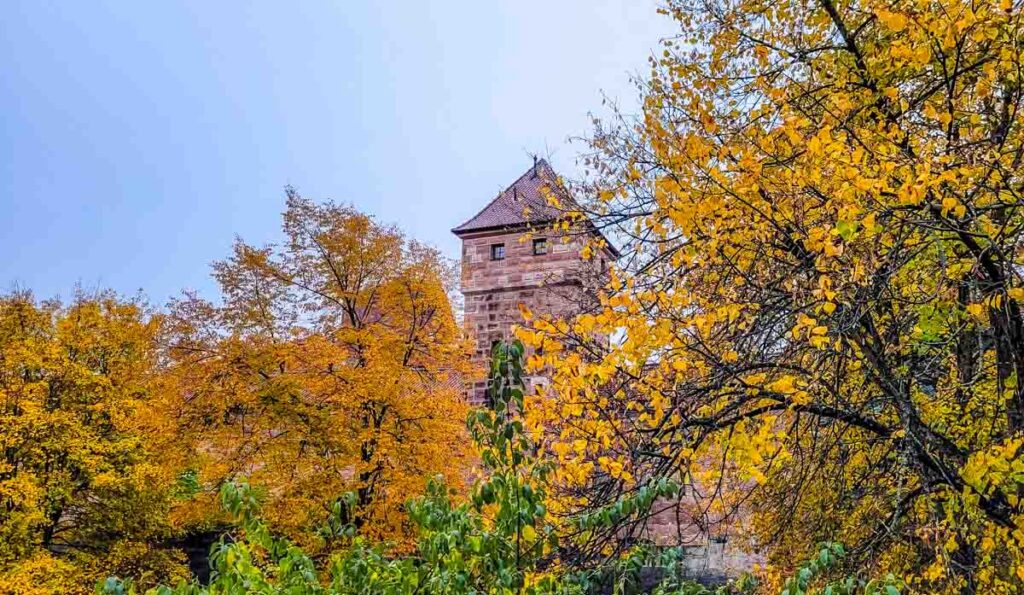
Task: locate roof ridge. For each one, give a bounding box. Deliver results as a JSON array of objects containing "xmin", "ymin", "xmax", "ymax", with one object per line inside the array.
[{"xmin": 451, "ymin": 159, "xmax": 556, "ymax": 234}]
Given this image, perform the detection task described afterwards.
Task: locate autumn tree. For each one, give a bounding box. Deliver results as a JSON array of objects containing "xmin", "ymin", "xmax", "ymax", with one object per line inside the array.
[
  {"xmin": 0, "ymin": 292, "xmax": 185, "ymax": 593},
  {"xmin": 164, "ymin": 189, "xmax": 472, "ymax": 548},
  {"xmin": 519, "ymin": 0, "xmax": 1024, "ymax": 592}
]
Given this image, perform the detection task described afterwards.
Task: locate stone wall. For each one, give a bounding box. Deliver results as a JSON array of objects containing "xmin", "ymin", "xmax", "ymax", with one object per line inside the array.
[{"xmin": 458, "ymin": 227, "xmax": 608, "ymax": 404}]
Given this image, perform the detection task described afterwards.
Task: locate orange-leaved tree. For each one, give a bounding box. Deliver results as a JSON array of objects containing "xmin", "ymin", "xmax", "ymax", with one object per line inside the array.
[
  {"xmin": 0, "ymin": 291, "xmax": 185, "ymax": 594},
  {"xmin": 519, "ymin": 0, "xmax": 1024, "ymax": 592},
  {"xmin": 164, "ymin": 188, "xmax": 472, "ymax": 548}
]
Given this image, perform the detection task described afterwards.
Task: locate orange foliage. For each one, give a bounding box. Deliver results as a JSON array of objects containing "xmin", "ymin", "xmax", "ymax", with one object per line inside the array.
[{"xmin": 164, "ymin": 189, "xmax": 473, "ymax": 548}]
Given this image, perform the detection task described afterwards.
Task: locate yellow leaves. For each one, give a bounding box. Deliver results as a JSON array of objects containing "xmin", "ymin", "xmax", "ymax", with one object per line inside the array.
[
  {"xmin": 608, "ymin": 268, "xmax": 624, "ymax": 291},
  {"xmin": 531, "ymin": 0, "xmax": 1024, "ymax": 587},
  {"xmin": 0, "ymin": 293, "xmax": 184, "ymax": 589},
  {"xmin": 574, "ymin": 313, "xmax": 598, "ymax": 336},
  {"xmin": 790, "ymin": 313, "xmax": 830, "ymax": 348},
  {"xmin": 560, "ymin": 401, "xmax": 586, "ymax": 418},
  {"xmin": 792, "ymin": 313, "xmax": 816, "ymax": 337},
  {"xmin": 597, "ymin": 456, "xmax": 632, "ymax": 483},
  {"xmin": 961, "ymin": 438, "xmax": 1024, "ymax": 527},
  {"xmin": 815, "ymin": 276, "xmax": 837, "ymax": 302},
  {"xmin": 521, "ymin": 523, "xmax": 537, "ymax": 542},
  {"xmin": 943, "ymin": 535, "xmax": 959, "ymax": 553},
  {"xmin": 692, "ymin": 311, "xmax": 717, "ymax": 338},
  {"xmin": 804, "ymin": 225, "xmax": 845, "ymax": 258},
  {"xmin": 753, "ymin": 44, "xmax": 770, "ymax": 66},
  {"xmin": 862, "ymin": 211, "xmax": 878, "ymax": 236},
  {"xmin": 946, "ymin": 259, "xmax": 975, "ymax": 280},
  {"xmin": 765, "ymin": 375, "xmax": 812, "ymax": 406},
  {"xmin": 0, "ymin": 551, "xmax": 82, "ymax": 595},
  {"xmin": 923, "ymin": 560, "xmax": 946, "ymax": 581},
  {"xmin": 912, "ymin": 43, "xmax": 932, "ymax": 66},
  {"xmin": 790, "ymin": 390, "xmax": 812, "ymax": 406},
  {"xmin": 966, "ymin": 303, "xmax": 986, "ymax": 321},
  {"xmin": 940, "ymin": 196, "xmax": 957, "ymax": 216},
  {"xmin": 806, "ymin": 327, "xmax": 831, "ymax": 350},
  {"xmin": 981, "ymin": 535, "xmax": 995, "ymax": 552},
  {"xmin": 939, "ymin": 194, "xmax": 967, "ymax": 218},
  {"xmin": 877, "ymin": 9, "xmax": 908, "ymax": 32},
  {"xmin": 805, "ymin": 127, "xmax": 833, "ymax": 158},
  {"xmin": 167, "ymin": 196, "xmax": 475, "ymax": 548},
  {"xmin": 767, "ymin": 375, "xmax": 797, "ymax": 394}
]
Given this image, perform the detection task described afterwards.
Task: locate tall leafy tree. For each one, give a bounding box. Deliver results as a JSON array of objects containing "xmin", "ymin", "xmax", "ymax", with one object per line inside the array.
[
  {"xmin": 520, "ymin": 0, "xmax": 1024, "ymax": 592},
  {"xmin": 0, "ymin": 292, "xmax": 185, "ymax": 593},
  {"xmin": 165, "ymin": 189, "xmax": 472, "ymax": 547}
]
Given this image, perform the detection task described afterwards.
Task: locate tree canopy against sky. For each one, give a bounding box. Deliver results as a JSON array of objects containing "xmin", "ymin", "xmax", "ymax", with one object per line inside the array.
[
  {"xmin": 519, "ymin": 0, "xmax": 1024, "ymax": 592},
  {"xmin": 163, "ymin": 189, "xmax": 473, "ymax": 549}
]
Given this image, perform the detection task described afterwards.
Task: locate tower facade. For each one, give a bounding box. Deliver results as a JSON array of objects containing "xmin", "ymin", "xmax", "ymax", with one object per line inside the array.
[
  {"xmin": 452, "ymin": 160, "xmax": 760, "ymax": 579},
  {"xmin": 452, "ymin": 159, "xmax": 617, "ymax": 404}
]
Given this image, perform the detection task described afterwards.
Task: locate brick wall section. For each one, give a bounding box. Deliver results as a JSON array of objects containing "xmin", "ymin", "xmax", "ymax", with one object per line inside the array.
[{"xmin": 458, "ymin": 227, "xmax": 608, "ymax": 404}]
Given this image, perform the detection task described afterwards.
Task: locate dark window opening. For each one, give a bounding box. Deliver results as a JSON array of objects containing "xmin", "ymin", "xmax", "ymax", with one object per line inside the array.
[
  {"xmin": 491, "ymin": 243, "xmax": 505, "ymax": 260},
  {"xmin": 532, "ymin": 238, "xmax": 548, "ymax": 255}
]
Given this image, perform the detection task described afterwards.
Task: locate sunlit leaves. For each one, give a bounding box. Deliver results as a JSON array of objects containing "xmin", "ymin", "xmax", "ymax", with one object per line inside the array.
[{"xmin": 526, "ymin": 0, "xmax": 1024, "ymax": 590}]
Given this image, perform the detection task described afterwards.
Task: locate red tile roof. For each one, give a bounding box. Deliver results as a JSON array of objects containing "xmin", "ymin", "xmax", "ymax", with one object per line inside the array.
[
  {"xmin": 452, "ymin": 159, "xmax": 620, "ymax": 258},
  {"xmin": 452, "ymin": 159, "xmax": 569, "ymax": 234}
]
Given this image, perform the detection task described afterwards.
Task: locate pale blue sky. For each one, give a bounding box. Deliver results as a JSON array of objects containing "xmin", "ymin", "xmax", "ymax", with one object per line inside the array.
[{"xmin": 1, "ymin": 1, "xmax": 670, "ymax": 302}]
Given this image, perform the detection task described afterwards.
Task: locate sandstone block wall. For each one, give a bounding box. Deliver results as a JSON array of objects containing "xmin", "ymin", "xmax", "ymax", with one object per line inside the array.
[{"xmin": 458, "ymin": 228, "xmax": 605, "ymax": 404}]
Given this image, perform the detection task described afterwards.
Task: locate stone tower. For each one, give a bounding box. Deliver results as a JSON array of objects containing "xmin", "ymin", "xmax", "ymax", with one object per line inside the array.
[{"xmin": 452, "ymin": 159, "xmax": 618, "ymax": 404}]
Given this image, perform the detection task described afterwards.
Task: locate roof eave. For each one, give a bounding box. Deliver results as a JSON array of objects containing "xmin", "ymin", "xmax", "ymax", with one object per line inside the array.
[{"xmin": 451, "ymin": 219, "xmax": 557, "ymax": 237}]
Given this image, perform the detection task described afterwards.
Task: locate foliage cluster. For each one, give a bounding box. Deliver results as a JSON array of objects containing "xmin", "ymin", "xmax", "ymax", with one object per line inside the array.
[
  {"xmin": 0, "ymin": 193, "xmax": 472, "ymax": 592},
  {"xmin": 100, "ymin": 343, "xmax": 896, "ymax": 595},
  {"xmin": 162, "ymin": 190, "xmax": 472, "ymax": 547},
  {"xmin": 517, "ymin": 0, "xmax": 1024, "ymax": 592},
  {"xmin": 0, "ymin": 293, "xmax": 187, "ymax": 593}
]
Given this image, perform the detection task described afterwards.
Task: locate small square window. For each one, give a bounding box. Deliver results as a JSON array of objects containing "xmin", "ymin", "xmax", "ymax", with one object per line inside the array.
[
  {"xmin": 491, "ymin": 243, "xmax": 505, "ymax": 260},
  {"xmin": 532, "ymin": 238, "xmax": 548, "ymax": 255}
]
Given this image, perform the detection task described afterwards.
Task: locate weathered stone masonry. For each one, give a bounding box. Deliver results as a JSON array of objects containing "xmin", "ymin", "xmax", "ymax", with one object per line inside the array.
[{"xmin": 452, "ymin": 159, "xmax": 616, "ymax": 404}]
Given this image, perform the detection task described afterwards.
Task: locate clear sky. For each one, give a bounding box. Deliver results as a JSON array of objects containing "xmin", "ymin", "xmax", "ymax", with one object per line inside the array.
[{"xmin": 1, "ymin": 1, "xmax": 671, "ymax": 303}]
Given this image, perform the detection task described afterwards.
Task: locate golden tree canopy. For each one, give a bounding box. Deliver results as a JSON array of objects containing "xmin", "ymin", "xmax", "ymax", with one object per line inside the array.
[
  {"xmin": 0, "ymin": 292, "xmax": 185, "ymax": 593},
  {"xmin": 520, "ymin": 0, "xmax": 1024, "ymax": 591},
  {"xmin": 166, "ymin": 189, "xmax": 472, "ymax": 547}
]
